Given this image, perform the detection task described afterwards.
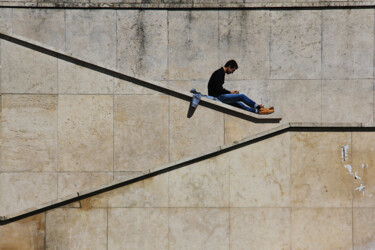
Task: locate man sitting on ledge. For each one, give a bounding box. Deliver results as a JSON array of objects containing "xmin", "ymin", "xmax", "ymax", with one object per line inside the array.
[{"xmin": 208, "ymin": 59, "xmax": 274, "ymax": 115}]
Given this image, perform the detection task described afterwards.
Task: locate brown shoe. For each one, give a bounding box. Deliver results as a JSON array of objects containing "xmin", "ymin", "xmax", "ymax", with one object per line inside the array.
[{"xmin": 258, "ymin": 107, "xmax": 274, "ymax": 115}]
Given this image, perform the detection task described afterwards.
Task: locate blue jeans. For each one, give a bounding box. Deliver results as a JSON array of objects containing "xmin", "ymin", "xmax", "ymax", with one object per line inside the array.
[{"xmin": 217, "ymin": 94, "xmax": 258, "ymax": 113}]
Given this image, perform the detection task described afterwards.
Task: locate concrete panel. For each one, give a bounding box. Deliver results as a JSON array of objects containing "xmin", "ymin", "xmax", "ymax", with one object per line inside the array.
[
  {"xmin": 168, "ymin": 11, "xmax": 219, "ymax": 80},
  {"xmin": 269, "ymin": 80, "xmax": 321, "ymax": 123},
  {"xmin": 114, "ymin": 95, "xmax": 169, "ymax": 171},
  {"xmin": 169, "ymin": 97, "xmax": 224, "ymax": 162},
  {"xmin": 84, "ymin": 174, "xmax": 168, "ymax": 208},
  {"xmin": 0, "ymin": 172, "xmax": 57, "ymax": 215},
  {"xmin": 169, "ymin": 155, "xmax": 230, "ymax": 207},
  {"xmin": 117, "ymin": 10, "xmax": 168, "ymax": 81},
  {"xmin": 58, "ymin": 59, "xmax": 114, "ymax": 94},
  {"xmin": 271, "ymin": 10, "xmax": 321, "ymax": 79},
  {"xmin": 108, "ymin": 208, "xmax": 168, "ymax": 250},
  {"xmin": 291, "ymin": 132, "xmax": 353, "ymax": 207},
  {"xmin": 1, "ymin": 40, "xmax": 57, "ymax": 94},
  {"xmin": 0, "ymin": 95, "xmax": 2, "ymax": 170},
  {"xmin": 13, "ymin": 9, "xmax": 65, "ymax": 51},
  {"xmin": 352, "ymin": 132, "xmax": 375, "ymax": 207},
  {"xmin": 219, "ymin": 10, "xmax": 270, "ymax": 80},
  {"xmin": 224, "ymin": 115, "xmax": 279, "ymax": 143},
  {"xmin": 0, "ymin": 214, "xmax": 45, "ymax": 250},
  {"xmin": 90, "ymin": 0, "xmax": 144, "ymax": 3},
  {"xmin": 168, "ymin": 80, "xmax": 208, "ymax": 94},
  {"xmin": 322, "ymin": 9, "xmax": 374, "ymax": 79},
  {"xmin": 291, "ymin": 208, "xmax": 352, "ymax": 249},
  {"xmin": 169, "ymin": 208, "xmax": 229, "ymax": 250},
  {"xmin": 322, "ymin": 80, "xmax": 373, "ymax": 124},
  {"xmin": 230, "ymin": 208, "xmax": 290, "ymax": 249},
  {"xmin": 58, "ymin": 172, "xmax": 113, "ymax": 198},
  {"xmin": 1, "ymin": 95, "xmax": 57, "ymax": 172},
  {"xmin": 46, "ymin": 208, "xmax": 107, "ymax": 250},
  {"xmin": 354, "ymin": 208, "xmax": 375, "ymax": 249},
  {"xmin": 58, "ymin": 95, "xmax": 113, "ymax": 171},
  {"xmin": 114, "ymin": 78, "xmax": 165, "ymax": 95},
  {"xmin": 230, "ymin": 133, "xmax": 291, "ymax": 207},
  {"xmin": 114, "ymin": 171, "xmax": 144, "ymax": 180},
  {"xmin": 0, "ymin": 8, "xmax": 12, "ymax": 34},
  {"xmin": 65, "ymin": 9, "xmax": 116, "ymax": 68}
]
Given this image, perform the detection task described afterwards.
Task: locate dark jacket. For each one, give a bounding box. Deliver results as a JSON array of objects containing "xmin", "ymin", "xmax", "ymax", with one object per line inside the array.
[{"xmin": 207, "ymin": 67, "xmax": 230, "ymax": 97}]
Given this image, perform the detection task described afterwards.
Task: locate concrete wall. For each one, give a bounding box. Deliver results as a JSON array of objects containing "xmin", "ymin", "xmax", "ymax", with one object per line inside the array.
[
  {"xmin": 2, "ymin": 130, "xmax": 375, "ymax": 249},
  {"xmin": 1, "ymin": 7, "xmax": 375, "ymax": 216},
  {"xmin": 1, "ymin": 0, "xmax": 375, "ymax": 8}
]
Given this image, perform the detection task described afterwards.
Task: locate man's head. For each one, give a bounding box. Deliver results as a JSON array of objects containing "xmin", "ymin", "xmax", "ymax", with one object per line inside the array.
[{"xmin": 224, "ymin": 60, "xmax": 238, "ymax": 74}]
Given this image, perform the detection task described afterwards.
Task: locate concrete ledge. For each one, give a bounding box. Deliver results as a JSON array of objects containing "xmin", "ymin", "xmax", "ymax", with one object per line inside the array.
[
  {"xmin": 0, "ymin": 32, "xmax": 281, "ymax": 123},
  {"xmin": 1, "ymin": 122, "xmax": 374, "ymax": 225},
  {"xmin": 1, "ymin": 2, "xmax": 375, "ymax": 8}
]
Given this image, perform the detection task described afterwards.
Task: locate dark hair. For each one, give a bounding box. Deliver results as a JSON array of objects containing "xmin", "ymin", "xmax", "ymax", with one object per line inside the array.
[{"xmin": 224, "ymin": 60, "xmax": 238, "ymax": 69}]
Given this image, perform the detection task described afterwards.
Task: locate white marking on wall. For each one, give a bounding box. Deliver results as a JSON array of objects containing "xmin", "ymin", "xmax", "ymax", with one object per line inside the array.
[
  {"xmin": 354, "ymin": 172, "xmax": 362, "ymax": 180},
  {"xmin": 344, "ymin": 165, "xmax": 353, "ymax": 176},
  {"xmin": 361, "ymin": 163, "xmax": 369, "ymax": 169},
  {"xmin": 355, "ymin": 183, "xmax": 366, "ymax": 192},
  {"xmin": 341, "ymin": 145, "xmax": 349, "ymax": 162}
]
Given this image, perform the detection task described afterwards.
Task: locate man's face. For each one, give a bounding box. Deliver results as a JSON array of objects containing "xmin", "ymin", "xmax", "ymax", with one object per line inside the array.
[{"xmin": 226, "ymin": 67, "xmax": 237, "ymax": 74}]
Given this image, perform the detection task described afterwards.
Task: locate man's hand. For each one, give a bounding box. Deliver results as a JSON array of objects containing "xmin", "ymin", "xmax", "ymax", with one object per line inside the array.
[{"xmin": 230, "ymin": 90, "xmax": 239, "ymax": 94}]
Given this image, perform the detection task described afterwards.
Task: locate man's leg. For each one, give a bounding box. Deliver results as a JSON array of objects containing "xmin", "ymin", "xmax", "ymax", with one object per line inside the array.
[
  {"xmin": 231, "ymin": 101, "xmax": 257, "ymax": 113},
  {"xmin": 217, "ymin": 94, "xmax": 259, "ymax": 109}
]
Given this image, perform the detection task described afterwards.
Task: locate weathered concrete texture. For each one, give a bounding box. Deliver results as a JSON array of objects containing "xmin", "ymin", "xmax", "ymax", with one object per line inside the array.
[
  {"xmin": 230, "ymin": 133, "xmax": 291, "ymax": 207},
  {"xmin": 13, "ymin": 9, "xmax": 65, "ymax": 51},
  {"xmin": 168, "ymin": 11, "xmax": 219, "ymax": 80},
  {"xmin": 6, "ymin": 0, "xmax": 375, "ymax": 8},
  {"xmin": 65, "ymin": 9, "xmax": 117, "ymax": 68},
  {"xmin": 167, "ymin": 80, "xmax": 207, "ymax": 94},
  {"xmin": 0, "ymin": 8, "xmax": 12, "ymax": 34},
  {"xmin": 114, "ymin": 95, "xmax": 169, "ymax": 171},
  {"xmin": 117, "ymin": 10, "xmax": 168, "ymax": 81},
  {"xmin": 114, "ymin": 78, "xmax": 166, "ymax": 95},
  {"xmin": 269, "ymin": 80, "xmax": 321, "ymax": 123},
  {"xmin": 224, "ymin": 114, "xmax": 279, "ymax": 143},
  {"xmin": 169, "ymin": 208, "xmax": 229, "ymax": 250},
  {"xmin": 169, "ymin": 154, "xmax": 230, "ymax": 207},
  {"xmin": 291, "ymin": 132, "xmax": 353, "ymax": 207},
  {"xmin": 108, "ymin": 208, "xmax": 169, "ymax": 250},
  {"xmin": 271, "ymin": 10, "xmax": 321, "ymax": 79},
  {"xmin": 0, "ymin": 214, "xmax": 45, "ymax": 250},
  {"xmin": 46, "ymin": 208, "xmax": 107, "ymax": 249},
  {"xmin": 83, "ymin": 174, "xmax": 168, "ymax": 208},
  {"xmin": 58, "ymin": 59, "xmax": 114, "ymax": 94},
  {"xmin": 322, "ymin": 9, "xmax": 374, "ymax": 79},
  {"xmin": 354, "ymin": 208, "xmax": 375, "ymax": 249},
  {"xmin": 113, "ymin": 171, "xmax": 144, "ymax": 180},
  {"xmin": 0, "ymin": 172, "xmax": 57, "ymax": 215},
  {"xmin": 230, "ymin": 208, "xmax": 290, "ymax": 249},
  {"xmin": 169, "ymin": 97, "xmax": 224, "ymax": 162},
  {"xmin": 352, "ymin": 132, "xmax": 375, "ymax": 207},
  {"xmin": 4, "ymin": 130, "xmax": 375, "ymax": 248},
  {"xmin": 1, "ymin": 40, "xmax": 57, "ymax": 94},
  {"xmin": 292, "ymin": 208, "xmax": 352, "ymax": 249},
  {"xmin": 322, "ymin": 80, "xmax": 373, "ymax": 124},
  {"xmin": 1, "ymin": 95, "xmax": 57, "ymax": 172},
  {"xmin": 58, "ymin": 95, "xmax": 113, "ymax": 171},
  {"xmin": 58, "ymin": 172, "xmax": 113, "ymax": 198},
  {"xmin": 219, "ymin": 10, "xmax": 270, "ymax": 80}
]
